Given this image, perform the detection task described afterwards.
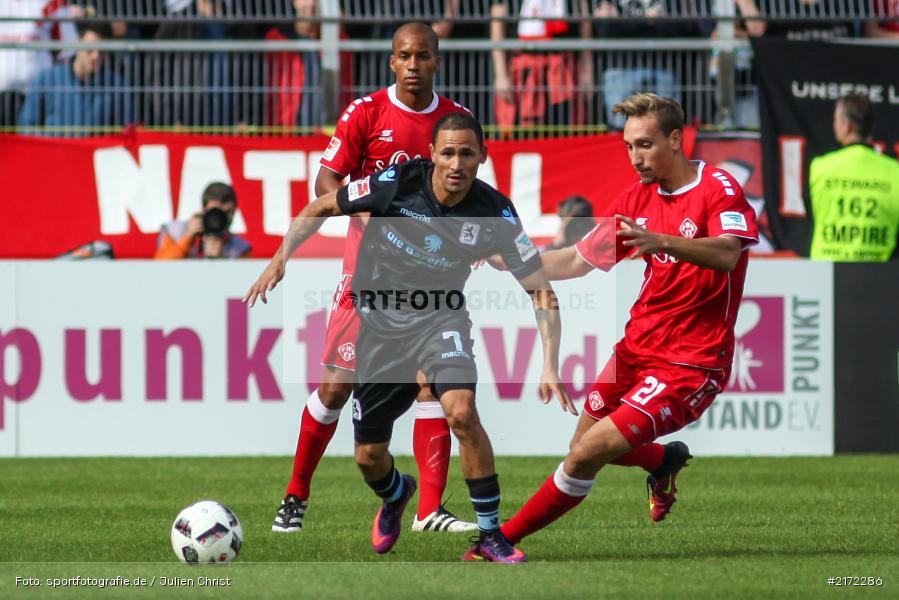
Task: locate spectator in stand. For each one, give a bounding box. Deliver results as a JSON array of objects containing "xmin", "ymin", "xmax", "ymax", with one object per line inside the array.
[
  {"xmin": 155, "ymin": 182, "xmax": 252, "ymax": 259},
  {"xmin": 0, "ymin": 0, "xmax": 80, "ymax": 128},
  {"xmin": 148, "ymin": 0, "xmax": 259, "ymax": 128},
  {"xmin": 863, "ymin": 0, "xmax": 898, "ymax": 38},
  {"xmin": 710, "ymin": 0, "xmax": 767, "ymax": 129},
  {"xmin": 428, "ymin": 0, "xmax": 490, "ymax": 117},
  {"xmin": 541, "ymin": 195, "xmax": 596, "ymax": 251},
  {"xmin": 265, "ymin": 0, "xmax": 353, "ymax": 129},
  {"xmin": 755, "ymin": 0, "xmax": 856, "ymax": 39},
  {"xmin": 340, "ymin": 2, "xmax": 463, "ymax": 98},
  {"xmin": 339, "ymin": 0, "xmax": 458, "ymax": 39},
  {"xmin": 18, "ymin": 20, "xmax": 133, "ymax": 136},
  {"xmin": 718, "ymin": 0, "xmax": 856, "ymax": 130},
  {"xmin": 594, "ymin": 0, "xmax": 711, "ymax": 129},
  {"xmin": 431, "ymin": 0, "xmax": 489, "ymax": 39},
  {"xmin": 490, "ymin": 0, "xmax": 593, "ymax": 133}
]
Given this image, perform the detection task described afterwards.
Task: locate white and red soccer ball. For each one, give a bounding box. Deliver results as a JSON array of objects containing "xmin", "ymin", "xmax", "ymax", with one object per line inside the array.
[{"xmin": 171, "ymin": 500, "xmax": 243, "ymax": 564}]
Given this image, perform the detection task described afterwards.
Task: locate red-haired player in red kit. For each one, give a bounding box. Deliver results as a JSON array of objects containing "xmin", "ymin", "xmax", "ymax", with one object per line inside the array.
[
  {"xmin": 476, "ymin": 93, "xmax": 759, "ymax": 556},
  {"xmin": 271, "ymin": 22, "xmax": 477, "ymax": 534}
]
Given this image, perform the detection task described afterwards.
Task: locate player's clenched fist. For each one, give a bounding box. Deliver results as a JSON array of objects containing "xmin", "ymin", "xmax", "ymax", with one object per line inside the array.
[{"xmin": 243, "ymin": 259, "xmax": 285, "ymax": 308}]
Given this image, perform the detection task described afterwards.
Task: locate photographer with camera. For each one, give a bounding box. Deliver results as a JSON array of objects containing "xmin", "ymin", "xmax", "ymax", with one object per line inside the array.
[{"xmin": 154, "ymin": 182, "xmax": 252, "ymax": 259}]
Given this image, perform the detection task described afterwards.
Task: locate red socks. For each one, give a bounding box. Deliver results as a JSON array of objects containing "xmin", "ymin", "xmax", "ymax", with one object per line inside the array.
[
  {"xmin": 413, "ymin": 401, "xmax": 451, "ymax": 519},
  {"xmin": 285, "ymin": 391, "xmax": 340, "ymax": 500},
  {"xmin": 500, "ymin": 444, "xmax": 663, "ymax": 543},
  {"xmin": 611, "ymin": 442, "xmax": 665, "ymax": 472},
  {"xmin": 285, "ymin": 394, "xmax": 452, "ymax": 516},
  {"xmin": 501, "ymin": 464, "xmax": 594, "ymax": 545}
]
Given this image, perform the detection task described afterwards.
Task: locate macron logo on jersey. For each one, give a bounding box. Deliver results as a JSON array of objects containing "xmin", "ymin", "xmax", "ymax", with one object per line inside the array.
[
  {"xmin": 720, "ymin": 211, "xmax": 748, "ymax": 232},
  {"xmin": 501, "ymin": 207, "xmax": 517, "ymax": 225},
  {"xmin": 378, "ymin": 166, "xmax": 397, "ymax": 182}
]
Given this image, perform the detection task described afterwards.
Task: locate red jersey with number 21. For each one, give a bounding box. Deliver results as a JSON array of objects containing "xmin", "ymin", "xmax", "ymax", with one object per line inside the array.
[
  {"xmin": 575, "ymin": 161, "xmax": 759, "ymax": 369},
  {"xmin": 319, "ymin": 84, "xmax": 471, "ymax": 274}
]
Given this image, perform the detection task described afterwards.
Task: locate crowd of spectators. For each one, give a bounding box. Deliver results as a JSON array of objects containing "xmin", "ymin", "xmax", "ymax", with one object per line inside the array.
[{"xmin": 0, "ymin": 0, "xmax": 896, "ymax": 135}]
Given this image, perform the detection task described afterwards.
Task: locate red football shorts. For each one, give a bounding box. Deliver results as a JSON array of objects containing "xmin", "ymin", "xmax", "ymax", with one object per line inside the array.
[
  {"xmin": 584, "ymin": 344, "xmax": 729, "ymax": 447},
  {"xmin": 320, "ymin": 273, "xmax": 360, "ymax": 372}
]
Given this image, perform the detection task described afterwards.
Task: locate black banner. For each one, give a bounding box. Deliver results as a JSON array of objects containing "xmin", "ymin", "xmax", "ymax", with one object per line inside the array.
[
  {"xmin": 753, "ymin": 39, "xmax": 899, "ymax": 255},
  {"xmin": 834, "ymin": 263, "xmax": 899, "ymax": 453}
]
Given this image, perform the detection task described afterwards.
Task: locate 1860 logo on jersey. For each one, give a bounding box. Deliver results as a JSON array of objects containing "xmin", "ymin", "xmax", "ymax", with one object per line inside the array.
[{"xmin": 459, "ymin": 222, "xmax": 480, "ymax": 245}]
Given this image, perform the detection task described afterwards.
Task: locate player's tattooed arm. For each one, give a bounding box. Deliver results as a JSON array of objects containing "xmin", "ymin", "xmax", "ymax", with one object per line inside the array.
[
  {"xmin": 615, "ymin": 215, "xmax": 743, "ymax": 271},
  {"xmin": 518, "ymin": 270, "xmax": 578, "ymax": 416},
  {"xmin": 243, "ymin": 192, "xmax": 343, "ymax": 308},
  {"xmin": 279, "ymin": 192, "xmax": 344, "ymax": 257}
]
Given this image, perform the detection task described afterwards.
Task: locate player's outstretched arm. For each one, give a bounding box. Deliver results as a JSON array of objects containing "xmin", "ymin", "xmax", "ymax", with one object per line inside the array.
[
  {"xmin": 243, "ymin": 192, "xmax": 343, "ymax": 308},
  {"xmin": 517, "ymin": 269, "xmax": 578, "ymax": 416},
  {"xmin": 615, "ymin": 214, "xmax": 743, "ymax": 272},
  {"xmin": 540, "ymin": 246, "xmax": 595, "ymax": 280}
]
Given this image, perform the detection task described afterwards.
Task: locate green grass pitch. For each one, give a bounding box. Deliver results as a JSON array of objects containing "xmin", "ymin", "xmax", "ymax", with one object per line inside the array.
[{"xmin": 1, "ymin": 455, "xmax": 897, "ymax": 599}]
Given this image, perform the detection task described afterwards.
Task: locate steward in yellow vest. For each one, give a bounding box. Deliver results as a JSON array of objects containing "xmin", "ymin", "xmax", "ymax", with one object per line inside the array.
[{"xmin": 809, "ymin": 94, "xmax": 899, "ymax": 262}]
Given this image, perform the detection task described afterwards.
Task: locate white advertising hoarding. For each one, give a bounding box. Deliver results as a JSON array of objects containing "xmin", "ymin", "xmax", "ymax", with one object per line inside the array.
[
  {"xmin": 660, "ymin": 262, "xmax": 834, "ymax": 455},
  {"xmin": 0, "ymin": 259, "xmax": 832, "ymax": 457}
]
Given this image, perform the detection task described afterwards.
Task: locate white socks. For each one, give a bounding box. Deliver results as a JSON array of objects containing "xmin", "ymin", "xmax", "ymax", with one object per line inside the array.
[
  {"xmin": 553, "ymin": 462, "xmax": 595, "ymax": 497},
  {"xmin": 414, "ymin": 400, "xmax": 446, "ymax": 419},
  {"xmin": 305, "ymin": 390, "xmax": 342, "ymax": 425}
]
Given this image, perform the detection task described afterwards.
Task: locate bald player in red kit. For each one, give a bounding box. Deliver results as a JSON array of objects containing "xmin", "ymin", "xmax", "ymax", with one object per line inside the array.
[
  {"xmin": 471, "ymin": 93, "xmax": 759, "ymax": 557},
  {"xmin": 272, "ymin": 22, "xmax": 477, "ymax": 535}
]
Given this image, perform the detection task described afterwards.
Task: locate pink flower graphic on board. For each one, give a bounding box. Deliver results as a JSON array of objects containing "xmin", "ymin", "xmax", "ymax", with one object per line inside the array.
[{"xmin": 726, "ymin": 297, "xmax": 784, "ymax": 393}]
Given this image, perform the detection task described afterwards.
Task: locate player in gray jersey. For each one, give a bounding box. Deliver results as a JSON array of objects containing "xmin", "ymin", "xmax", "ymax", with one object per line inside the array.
[{"xmin": 245, "ymin": 113, "xmax": 576, "ymax": 562}]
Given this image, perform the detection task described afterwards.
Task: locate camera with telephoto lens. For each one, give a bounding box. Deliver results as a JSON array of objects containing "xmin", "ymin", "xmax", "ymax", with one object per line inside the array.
[{"xmin": 202, "ymin": 207, "xmax": 230, "ymax": 238}]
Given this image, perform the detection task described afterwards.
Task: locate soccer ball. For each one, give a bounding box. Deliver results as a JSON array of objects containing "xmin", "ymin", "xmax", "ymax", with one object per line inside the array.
[{"xmin": 170, "ymin": 500, "xmax": 244, "ymax": 564}]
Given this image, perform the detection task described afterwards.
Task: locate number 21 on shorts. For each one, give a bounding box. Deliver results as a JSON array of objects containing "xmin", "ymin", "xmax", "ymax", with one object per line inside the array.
[{"xmin": 630, "ymin": 376, "xmax": 667, "ymax": 405}]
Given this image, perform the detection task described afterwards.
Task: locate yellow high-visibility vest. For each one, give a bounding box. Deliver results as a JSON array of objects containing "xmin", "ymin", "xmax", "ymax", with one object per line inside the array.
[{"xmin": 809, "ymin": 144, "xmax": 899, "ymax": 262}]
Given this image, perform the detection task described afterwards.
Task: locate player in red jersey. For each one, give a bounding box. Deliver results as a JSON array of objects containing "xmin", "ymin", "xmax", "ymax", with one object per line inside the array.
[
  {"xmin": 272, "ymin": 22, "xmax": 477, "ymax": 534},
  {"xmin": 481, "ymin": 93, "xmax": 759, "ymax": 553}
]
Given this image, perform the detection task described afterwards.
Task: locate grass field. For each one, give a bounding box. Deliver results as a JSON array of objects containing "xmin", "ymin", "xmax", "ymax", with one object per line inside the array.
[{"xmin": 2, "ymin": 455, "xmax": 898, "ymax": 599}]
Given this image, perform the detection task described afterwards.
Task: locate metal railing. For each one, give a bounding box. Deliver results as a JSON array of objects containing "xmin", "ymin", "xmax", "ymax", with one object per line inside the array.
[
  {"xmin": 1, "ymin": 38, "xmax": 750, "ymax": 137},
  {"xmin": 1, "ymin": 0, "xmax": 895, "ymax": 137},
  {"xmin": 0, "ymin": 0, "xmax": 892, "ymax": 21}
]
